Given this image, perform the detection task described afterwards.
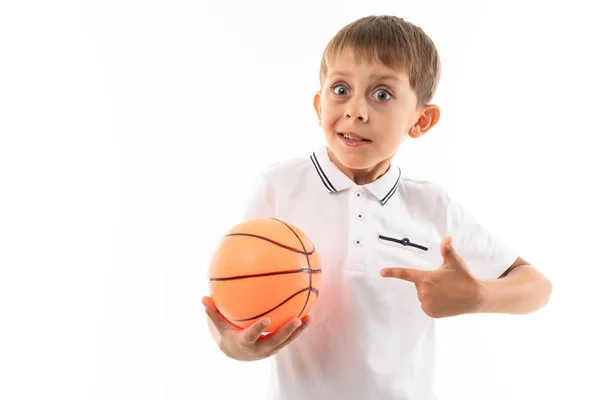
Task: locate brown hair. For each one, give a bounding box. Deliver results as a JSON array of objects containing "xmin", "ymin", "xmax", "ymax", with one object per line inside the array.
[{"xmin": 319, "ymin": 15, "xmax": 441, "ymax": 108}]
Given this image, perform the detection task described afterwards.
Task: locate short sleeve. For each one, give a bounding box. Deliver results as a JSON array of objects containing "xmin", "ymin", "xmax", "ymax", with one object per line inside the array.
[
  {"xmin": 241, "ymin": 171, "xmax": 277, "ymax": 221},
  {"xmin": 444, "ymin": 192, "xmax": 519, "ymax": 280}
]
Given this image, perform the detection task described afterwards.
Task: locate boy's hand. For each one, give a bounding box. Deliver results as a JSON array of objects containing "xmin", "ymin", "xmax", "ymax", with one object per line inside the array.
[
  {"xmin": 202, "ymin": 296, "xmax": 311, "ymax": 361},
  {"xmin": 380, "ymin": 236, "xmax": 485, "ymax": 318}
]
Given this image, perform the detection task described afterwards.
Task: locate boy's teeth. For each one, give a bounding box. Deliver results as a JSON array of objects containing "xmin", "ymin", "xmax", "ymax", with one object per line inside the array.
[{"xmin": 343, "ymin": 133, "xmax": 363, "ymax": 141}]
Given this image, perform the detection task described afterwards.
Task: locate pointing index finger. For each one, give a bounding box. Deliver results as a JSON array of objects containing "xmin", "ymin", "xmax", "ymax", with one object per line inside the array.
[{"xmin": 380, "ymin": 267, "xmax": 426, "ymax": 283}]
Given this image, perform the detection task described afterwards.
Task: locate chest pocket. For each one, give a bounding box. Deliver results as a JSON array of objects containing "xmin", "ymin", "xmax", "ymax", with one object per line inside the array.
[
  {"xmin": 376, "ymin": 230, "xmax": 440, "ymax": 277},
  {"xmin": 378, "ymin": 233, "xmax": 430, "ymax": 256},
  {"xmin": 367, "ymin": 231, "xmax": 439, "ymax": 312}
]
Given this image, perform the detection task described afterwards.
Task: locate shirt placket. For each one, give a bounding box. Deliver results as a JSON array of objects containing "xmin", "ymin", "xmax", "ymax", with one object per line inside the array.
[{"xmin": 347, "ymin": 187, "xmax": 368, "ymax": 272}]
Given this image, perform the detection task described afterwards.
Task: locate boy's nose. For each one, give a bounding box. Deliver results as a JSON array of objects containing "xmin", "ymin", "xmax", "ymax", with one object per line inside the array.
[{"xmin": 344, "ymin": 108, "xmax": 368, "ymax": 122}]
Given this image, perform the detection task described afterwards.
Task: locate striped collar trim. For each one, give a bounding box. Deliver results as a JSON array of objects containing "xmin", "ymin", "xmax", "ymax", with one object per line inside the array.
[{"xmin": 309, "ymin": 146, "xmax": 401, "ymax": 205}]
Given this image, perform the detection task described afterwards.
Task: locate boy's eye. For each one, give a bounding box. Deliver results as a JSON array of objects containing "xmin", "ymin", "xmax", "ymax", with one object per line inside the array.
[
  {"xmin": 373, "ymin": 89, "xmax": 392, "ymax": 101},
  {"xmin": 332, "ymin": 84, "xmax": 349, "ymax": 96}
]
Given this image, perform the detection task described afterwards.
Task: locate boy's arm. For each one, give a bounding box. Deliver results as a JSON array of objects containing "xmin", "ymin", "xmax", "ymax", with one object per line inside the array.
[
  {"xmin": 478, "ymin": 256, "xmax": 553, "ymax": 314},
  {"xmin": 381, "ymin": 191, "xmax": 552, "ymax": 317},
  {"xmin": 380, "ymin": 239, "xmax": 553, "ymax": 318}
]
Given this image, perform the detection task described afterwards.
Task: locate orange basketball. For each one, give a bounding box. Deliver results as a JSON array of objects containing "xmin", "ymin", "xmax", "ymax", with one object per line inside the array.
[{"xmin": 208, "ymin": 217, "xmax": 322, "ymax": 333}]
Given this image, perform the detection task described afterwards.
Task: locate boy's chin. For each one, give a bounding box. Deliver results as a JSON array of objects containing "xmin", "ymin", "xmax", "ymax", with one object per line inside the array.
[
  {"xmin": 329, "ymin": 149, "xmax": 380, "ymax": 170},
  {"xmin": 338, "ymin": 156, "xmax": 371, "ymax": 170}
]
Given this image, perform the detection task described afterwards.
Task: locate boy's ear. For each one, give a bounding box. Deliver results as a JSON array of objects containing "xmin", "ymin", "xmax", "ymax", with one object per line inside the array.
[
  {"xmin": 409, "ymin": 105, "xmax": 440, "ymax": 138},
  {"xmin": 313, "ymin": 92, "xmax": 322, "ymax": 125}
]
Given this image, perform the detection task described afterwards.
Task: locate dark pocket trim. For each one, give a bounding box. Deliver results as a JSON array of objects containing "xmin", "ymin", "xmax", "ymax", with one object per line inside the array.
[{"xmin": 378, "ymin": 235, "xmax": 429, "ymax": 251}]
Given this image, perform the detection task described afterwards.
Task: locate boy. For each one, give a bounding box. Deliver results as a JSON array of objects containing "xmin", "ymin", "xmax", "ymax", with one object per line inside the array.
[{"xmin": 202, "ymin": 15, "xmax": 552, "ymax": 400}]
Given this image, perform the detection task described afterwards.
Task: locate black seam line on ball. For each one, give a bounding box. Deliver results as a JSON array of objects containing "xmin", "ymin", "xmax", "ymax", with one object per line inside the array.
[
  {"xmin": 210, "ymin": 268, "xmax": 322, "ymax": 281},
  {"xmin": 276, "ymin": 218, "xmax": 315, "ymax": 319},
  {"xmin": 228, "ymin": 287, "xmax": 320, "ymax": 322},
  {"xmin": 225, "ymin": 233, "xmax": 315, "ymax": 254}
]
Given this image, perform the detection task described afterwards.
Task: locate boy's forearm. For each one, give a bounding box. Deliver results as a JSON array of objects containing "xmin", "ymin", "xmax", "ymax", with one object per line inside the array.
[{"xmin": 477, "ymin": 265, "xmax": 552, "ymax": 314}]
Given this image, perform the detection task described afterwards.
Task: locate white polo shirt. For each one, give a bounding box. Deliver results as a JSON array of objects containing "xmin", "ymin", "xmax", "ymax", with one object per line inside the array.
[{"xmin": 242, "ymin": 145, "xmax": 519, "ymax": 400}]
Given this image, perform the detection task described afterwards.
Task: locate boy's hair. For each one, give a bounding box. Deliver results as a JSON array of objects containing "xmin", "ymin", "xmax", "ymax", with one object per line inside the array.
[{"xmin": 319, "ymin": 15, "xmax": 441, "ymax": 108}]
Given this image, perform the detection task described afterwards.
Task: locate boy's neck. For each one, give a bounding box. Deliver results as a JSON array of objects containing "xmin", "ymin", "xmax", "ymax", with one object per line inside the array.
[{"xmin": 327, "ymin": 150, "xmax": 391, "ymax": 185}]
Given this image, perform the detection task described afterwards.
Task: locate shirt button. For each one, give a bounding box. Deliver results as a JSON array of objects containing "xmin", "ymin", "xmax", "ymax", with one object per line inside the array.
[
  {"xmin": 354, "ymin": 192, "xmax": 362, "ymax": 198},
  {"xmin": 357, "ymin": 213, "xmax": 364, "ymax": 221},
  {"xmin": 354, "ymin": 239, "xmax": 362, "ymax": 247}
]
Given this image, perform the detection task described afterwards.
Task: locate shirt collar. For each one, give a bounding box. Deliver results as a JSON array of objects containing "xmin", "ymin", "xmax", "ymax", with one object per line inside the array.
[{"xmin": 310, "ymin": 146, "xmax": 401, "ymax": 206}]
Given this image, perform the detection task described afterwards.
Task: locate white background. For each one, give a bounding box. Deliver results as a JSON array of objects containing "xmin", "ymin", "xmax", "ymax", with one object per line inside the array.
[{"xmin": 1, "ymin": 0, "xmax": 598, "ymax": 399}]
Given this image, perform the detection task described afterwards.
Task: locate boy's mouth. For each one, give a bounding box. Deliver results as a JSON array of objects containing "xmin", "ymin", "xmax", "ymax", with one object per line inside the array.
[{"xmin": 338, "ymin": 132, "xmax": 371, "ymax": 142}]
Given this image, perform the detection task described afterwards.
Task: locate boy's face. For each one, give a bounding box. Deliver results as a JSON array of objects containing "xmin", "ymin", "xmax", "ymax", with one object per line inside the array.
[{"xmin": 314, "ymin": 47, "xmax": 439, "ymax": 183}]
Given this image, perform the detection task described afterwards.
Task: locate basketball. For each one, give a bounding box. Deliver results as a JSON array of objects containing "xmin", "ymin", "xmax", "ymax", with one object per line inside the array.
[{"xmin": 208, "ymin": 217, "xmax": 322, "ymax": 333}]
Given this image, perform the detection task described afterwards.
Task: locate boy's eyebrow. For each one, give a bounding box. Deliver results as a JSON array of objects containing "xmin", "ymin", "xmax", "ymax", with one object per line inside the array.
[
  {"xmin": 328, "ymin": 71, "xmax": 404, "ymax": 84},
  {"xmin": 370, "ymin": 74, "xmax": 403, "ymax": 84},
  {"xmin": 328, "ymin": 71, "xmax": 351, "ymax": 78}
]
